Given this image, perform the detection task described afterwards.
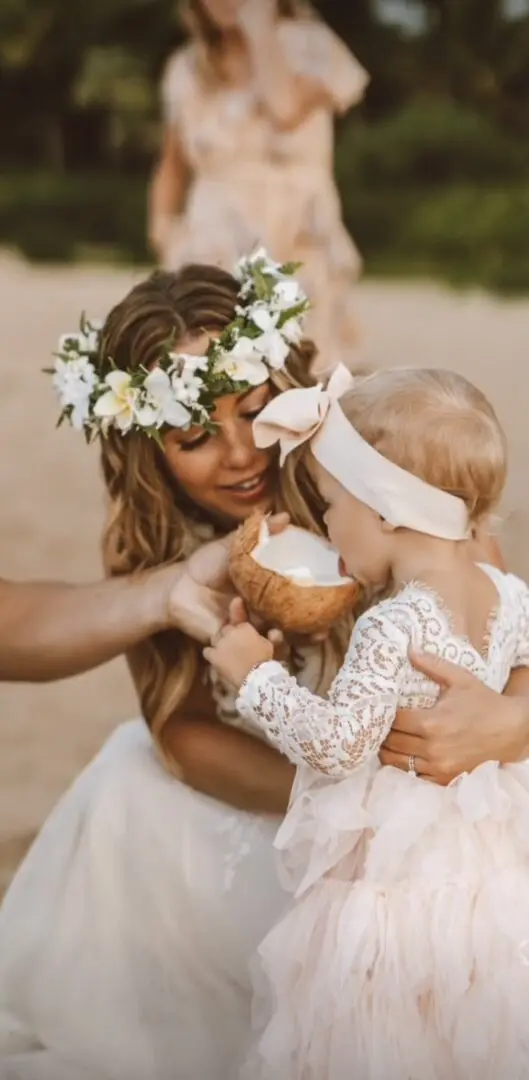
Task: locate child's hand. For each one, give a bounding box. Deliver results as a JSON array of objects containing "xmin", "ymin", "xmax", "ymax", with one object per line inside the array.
[{"xmin": 204, "ymin": 619, "xmax": 274, "ymax": 688}]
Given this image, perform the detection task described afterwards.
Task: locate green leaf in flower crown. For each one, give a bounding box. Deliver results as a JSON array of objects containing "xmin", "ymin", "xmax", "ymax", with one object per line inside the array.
[
  {"xmin": 147, "ymin": 427, "xmax": 165, "ymax": 448},
  {"xmin": 253, "ymin": 267, "xmax": 271, "ymax": 301},
  {"xmin": 277, "ymin": 301, "xmax": 310, "ymax": 329},
  {"xmin": 279, "ymin": 261, "xmax": 302, "ymax": 275}
]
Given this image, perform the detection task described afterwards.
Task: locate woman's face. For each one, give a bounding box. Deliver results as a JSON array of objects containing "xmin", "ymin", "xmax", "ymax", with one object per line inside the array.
[
  {"xmin": 163, "ymin": 333, "xmax": 277, "ymax": 524},
  {"xmin": 197, "ymin": 0, "xmax": 245, "ymax": 31}
]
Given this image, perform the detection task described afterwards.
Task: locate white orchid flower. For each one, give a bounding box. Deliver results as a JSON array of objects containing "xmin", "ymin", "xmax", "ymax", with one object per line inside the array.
[
  {"xmin": 143, "ymin": 368, "xmax": 192, "ymax": 429},
  {"xmin": 52, "ymin": 357, "xmax": 97, "ymax": 430},
  {"xmin": 281, "ymin": 316, "xmax": 304, "ymax": 345},
  {"xmin": 169, "ymin": 352, "xmax": 209, "ymax": 376},
  {"xmin": 272, "ymin": 279, "xmax": 306, "ymax": 311},
  {"xmin": 215, "ymin": 336, "xmax": 269, "ymax": 385},
  {"xmin": 170, "ymin": 373, "xmax": 202, "ymax": 408},
  {"xmin": 255, "ymin": 327, "xmax": 290, "ymax": 370},
  {"xmin": 79, "ymin": 329, "xmax": 100, "ymax": 354},
  {"xmin": 249, "ymin": 305, "xmax": 279, "ymax": 333},
  {"xmin": 249, "ymin": 308, "xmax": 290, "ymax": 369},
  {"xmin": 234, "ymin": 246, "xmax": 282, "ymax": 283},
  {"xmin": 57, "ymin": 332, "xmax": 83, "ymax": 355}
]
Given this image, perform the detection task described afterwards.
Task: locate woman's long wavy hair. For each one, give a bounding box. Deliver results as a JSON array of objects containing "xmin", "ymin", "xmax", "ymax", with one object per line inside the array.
[
  {"xmin": 98, "ymin": 264, "xmax": 349, "ymax": 770},
  {"xmin": 180, "ymin": 1, "xmax": 314, "ymax": 83}
]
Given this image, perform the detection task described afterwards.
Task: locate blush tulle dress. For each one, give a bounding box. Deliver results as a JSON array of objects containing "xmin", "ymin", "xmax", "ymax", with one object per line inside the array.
[{"xmin": 236, "ymin": 564, "xmax": 529, "ymax": 1080}]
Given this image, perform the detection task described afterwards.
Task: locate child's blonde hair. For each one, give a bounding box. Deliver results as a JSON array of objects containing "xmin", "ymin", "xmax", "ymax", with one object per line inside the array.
[{"xmin": 338, "ymin": 368, "xmax": 507, "ymax": 525}]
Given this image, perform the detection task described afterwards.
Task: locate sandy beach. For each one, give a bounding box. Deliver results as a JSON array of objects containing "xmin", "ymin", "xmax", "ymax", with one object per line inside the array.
[{"xmin": 1, "ymin": 252, "xmax": 529, "ymax": 891}]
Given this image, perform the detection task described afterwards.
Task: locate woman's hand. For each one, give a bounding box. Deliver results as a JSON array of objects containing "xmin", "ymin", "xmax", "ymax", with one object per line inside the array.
[
  {"xmin": 380, "ymin": 651, "xmax": 529, "ymax": 784},
  {"xmin": 165, "ymin": 533, "xmax": 234, "ymax": 644},
  {"xmin": 166, "ymin": 514, "xmax": 291, "ymax": 644}
]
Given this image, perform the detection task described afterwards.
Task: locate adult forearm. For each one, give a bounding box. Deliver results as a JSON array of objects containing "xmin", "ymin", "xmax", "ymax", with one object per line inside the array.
[
  {"xmin": 245, "ymin": 26, "xmax": 324, "ymax": 130},
  {"xmin": 148, "ymin": 133, "xmax": 188, "ymax": 253},
  {"xmin": 163, "ymin": 716, "xmax": 295, "ymax": 815},
  {"xmin": 0, "ymin": 566, "xmax": 179, "ymax": 682},
  {"xmin": 149, "ymin": 162, "xmax": 180, "ymax": 223}
]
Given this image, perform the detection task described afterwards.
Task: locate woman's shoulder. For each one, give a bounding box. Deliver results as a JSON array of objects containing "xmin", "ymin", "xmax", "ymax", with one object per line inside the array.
[{"xmin": 161, "ymin": 43, "xmax": 198, "ymax": 105}]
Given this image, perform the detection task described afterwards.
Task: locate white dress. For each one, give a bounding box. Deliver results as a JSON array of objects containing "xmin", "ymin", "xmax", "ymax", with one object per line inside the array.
[
  {"xmin": 236, "ymin": 565, "xmax": 529, "ymax": 1080},
  {"xmin": 0, "ymin": 650, "xmax": 320, "ymax": 1080}
]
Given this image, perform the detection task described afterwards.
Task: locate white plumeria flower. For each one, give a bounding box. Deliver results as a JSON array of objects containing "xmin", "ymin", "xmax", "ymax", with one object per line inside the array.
[
  {"xmin": 52, "ymin": 356, "xmax": 97, "ymax": 431},
  {"xmin": 143, "ymin": 368, "xmax": 192, "ymax": 429},
  {"xmin": 215, "ymin": 336, "xmax": 269, "ymax": 386},
  {"xmin": 93, "ymin": 370, "xmax": 142, "ymax": 433}
]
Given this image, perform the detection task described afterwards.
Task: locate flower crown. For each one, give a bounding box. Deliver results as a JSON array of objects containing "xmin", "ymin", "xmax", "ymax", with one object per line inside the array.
[{"xmin": 48, "ymin": 249, "xmax": 310, "ymax": 443}]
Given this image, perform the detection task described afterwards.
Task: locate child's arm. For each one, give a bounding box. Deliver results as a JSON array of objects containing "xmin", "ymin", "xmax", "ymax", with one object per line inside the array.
[{"xmin": 235, "ymin": 610, "xmax": 409, "ymax": 777}]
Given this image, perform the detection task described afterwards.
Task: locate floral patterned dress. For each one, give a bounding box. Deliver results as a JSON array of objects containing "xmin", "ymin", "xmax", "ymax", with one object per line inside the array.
[{"xmin": 160, "ymin": 18, "xmax": 369, "ymax": 374}]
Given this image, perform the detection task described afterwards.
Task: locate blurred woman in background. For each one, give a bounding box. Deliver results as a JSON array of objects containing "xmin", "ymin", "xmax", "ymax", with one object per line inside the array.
[{"xmin": 148, "ymin": 0, "xmax": 369, "ymax": 374}]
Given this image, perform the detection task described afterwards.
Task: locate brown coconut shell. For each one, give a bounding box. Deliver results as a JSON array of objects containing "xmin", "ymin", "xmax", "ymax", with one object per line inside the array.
[{"xmin": 229, "ymin": 514, "xmax": 359, "ymax": 635}]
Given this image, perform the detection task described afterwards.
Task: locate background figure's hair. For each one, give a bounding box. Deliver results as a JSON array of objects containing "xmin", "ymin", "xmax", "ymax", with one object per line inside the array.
[
  {"xmin": 98, "ymin": 264, "xmax": 348, "ymax": 770},
  {"xmin": 338, "ymin": 367, "xmax": 507, "ymax": 524},
  {"xmin": 180, "ymin": 1, "xmax": 315, "ymax": 83}
]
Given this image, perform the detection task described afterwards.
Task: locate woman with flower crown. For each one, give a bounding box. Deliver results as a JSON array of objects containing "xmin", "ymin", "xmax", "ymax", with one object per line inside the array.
[
  {"xmin": 1, "ymin": 253, "xmax": 529, "ymax": 1080},
  {"xmin": 149, "ymin": 0, "xmax": 369, "ymax": 375}
]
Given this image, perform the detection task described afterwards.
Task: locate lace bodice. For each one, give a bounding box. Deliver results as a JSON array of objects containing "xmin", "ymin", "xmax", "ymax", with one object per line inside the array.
[{"xmin": 237, "ymin": 566, "xmax": 529, "ymax": 778}]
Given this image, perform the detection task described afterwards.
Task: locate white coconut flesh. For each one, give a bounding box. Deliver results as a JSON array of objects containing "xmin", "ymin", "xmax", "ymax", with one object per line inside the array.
[{"xmin": 250, "ymin": 521, "xmax": 352, "ymax": 588}]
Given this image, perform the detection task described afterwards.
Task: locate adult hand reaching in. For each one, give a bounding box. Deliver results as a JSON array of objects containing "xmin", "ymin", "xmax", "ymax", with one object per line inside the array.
[
  {"xmin": 167, "ymin": 514, "xmax": 291, "ymax": 644},
  {"xmin": 380, "ymin": 650, "xmax": 529, "ymax": 783}
]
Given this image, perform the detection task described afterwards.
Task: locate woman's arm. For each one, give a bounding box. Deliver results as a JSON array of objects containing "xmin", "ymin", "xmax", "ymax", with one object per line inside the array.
[
  {"xmin": 160, "ymin": 680, "xmax": 295, "ymax": 815},
  {"xmin": 238, "ymin": 2, "xmax": 368, "ymax": 131},
  {"xmin": 0, "ymin": 531, "xmax": 238, "ymax": 684},
  {"xmin": 380, "ymin": 652, "xmax": 529, "ymax": 783},
  {"xmin": 0, "ymin": 568, "xmax": 177, "ymax": 683},
  {"xmin": 147, "ymin": 128, "xmax": 189, "ymax": 258},
  {"xmin": 237, "ymin": 4, "xmax": 336, "ymax": 130}
]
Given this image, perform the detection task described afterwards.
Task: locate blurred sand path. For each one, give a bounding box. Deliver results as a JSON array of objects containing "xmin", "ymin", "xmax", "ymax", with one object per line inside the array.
[{"xmin": 1, "ymin": 253, "xmax": 528, "ymax": 888}]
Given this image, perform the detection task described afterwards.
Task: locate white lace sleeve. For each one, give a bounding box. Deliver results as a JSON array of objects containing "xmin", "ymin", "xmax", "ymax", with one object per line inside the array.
[
  {"xmin": 236, "ymin": 608, "xmax": 409, "ymax": 777},
  {"xmin": 511, "ymin": 574, "xmax": 529, "ymax": 667}
]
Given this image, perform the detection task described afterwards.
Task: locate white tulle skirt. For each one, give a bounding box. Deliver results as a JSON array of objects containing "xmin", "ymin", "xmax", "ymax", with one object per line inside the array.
[
  {"xmin": 244, "ymin": 758, "xmax": 529, "ymax": 1080},
  {"xmin": 0, "ymin": 720, "xmax": 287, "ymax": 1080}
]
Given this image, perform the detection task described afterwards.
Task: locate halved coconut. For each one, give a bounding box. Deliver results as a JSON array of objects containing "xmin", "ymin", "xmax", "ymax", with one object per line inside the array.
[{"xmin": 229, "ymin": 514, "xmax": 358, "ymax": 635}]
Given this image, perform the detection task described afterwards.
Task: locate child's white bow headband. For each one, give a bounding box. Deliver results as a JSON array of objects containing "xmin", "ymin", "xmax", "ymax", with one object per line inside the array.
[{"xmin": 254, "ymin": 364, "xmax": 470, "ymax": 541}]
